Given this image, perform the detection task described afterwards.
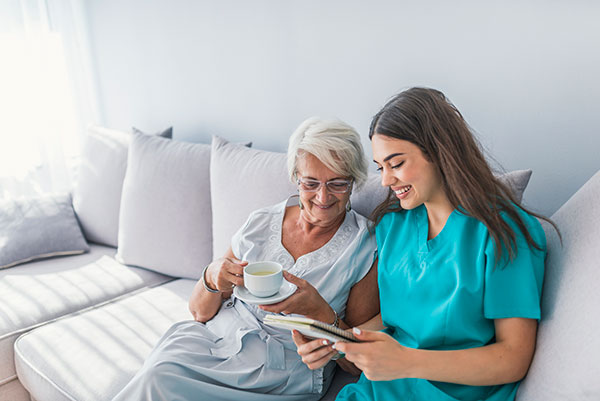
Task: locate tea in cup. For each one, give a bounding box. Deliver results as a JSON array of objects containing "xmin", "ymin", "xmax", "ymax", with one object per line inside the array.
[{"xmin": 243, "ymin": 261, "xmax": 283, "ymax": 297}]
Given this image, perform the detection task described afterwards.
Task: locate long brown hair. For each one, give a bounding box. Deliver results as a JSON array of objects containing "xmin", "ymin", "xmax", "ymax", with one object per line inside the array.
[{"xmin": 369, "ymin": 87, "xmax": 559, "ymax": 266}]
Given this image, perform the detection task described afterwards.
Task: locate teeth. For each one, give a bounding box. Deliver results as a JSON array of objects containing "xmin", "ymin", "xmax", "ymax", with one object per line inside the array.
[{"xmin": 394, "ymin": 186, "xmax": 411, "ymax": 195}]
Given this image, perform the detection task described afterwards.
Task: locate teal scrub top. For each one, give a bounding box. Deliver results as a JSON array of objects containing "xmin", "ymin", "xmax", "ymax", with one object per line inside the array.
[{"xmin": 337, "ymin": 204, "xmax": 546, "ymax": 401}]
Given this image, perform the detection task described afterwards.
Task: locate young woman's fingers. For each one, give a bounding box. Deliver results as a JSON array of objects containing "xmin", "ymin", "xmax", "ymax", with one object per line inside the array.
[
  {"xmin": 304, "ymin": 349, "xmax": 339, "ymax": 370},
  {"xmin": 301, "ymin": 345, "xmax": 335, "ymax": 364},
  {"xmin": 332, "ymin": 340, "xmax": 360, "ymax": 356},
  {"xmin": 291, "ymin": 330, "xmax": 310, "ymax": 346},
  {"xmin": 351, "ymin": 327, "xmax": 388, "ymax": 341},
  {"xmin": 296, "ymin": 337, "xmax": 331, "ymax": 356}
]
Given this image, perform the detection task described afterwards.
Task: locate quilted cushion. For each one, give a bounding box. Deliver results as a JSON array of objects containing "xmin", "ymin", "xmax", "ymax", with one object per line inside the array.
[
  {"xmin": 14, "ymin": 279, "xmax": 195, "ymax": 401},
  {"xmin": 0, "ymin": 245, "xmax": 171, "ymax": 391}
]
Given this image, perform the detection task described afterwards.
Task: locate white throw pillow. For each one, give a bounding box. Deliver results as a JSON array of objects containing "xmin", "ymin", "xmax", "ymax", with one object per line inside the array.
[
  {"xmin": 210, "ymin": 136, "xmax": 297, "ymax": 258},
  {"xmin": 116, "ymin": 133, "xmax": 212, "ymax": 279},
  {"xmin": 73, "ymin": 125, "xmax": 172, "ymax": 247}
]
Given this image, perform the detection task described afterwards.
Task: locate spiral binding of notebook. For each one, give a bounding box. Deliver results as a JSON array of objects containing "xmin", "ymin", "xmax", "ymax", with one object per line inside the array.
[{"xmin": 263, "ymin": 315, "xmax": 359, "ymax": 343}]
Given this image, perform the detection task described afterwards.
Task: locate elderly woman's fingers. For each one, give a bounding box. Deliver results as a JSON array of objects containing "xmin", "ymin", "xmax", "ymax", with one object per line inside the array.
[
  {"xmin": 225, "ymin": 271, "xmax": 244, "ymax": 287},
  {"xmin": 211, "ymin": 258, "xmax": 245, "ymax": 290},
  {"xmin": 258, "ymin": 291, "xmax": 300, "ymax": 312},
  {"xmin": 224, "ymin": 259, "xmax": 245, "ymax": 276},
  {"xmin": 283, "ymin": 270, "xmax": 308, "ymax": 288}
]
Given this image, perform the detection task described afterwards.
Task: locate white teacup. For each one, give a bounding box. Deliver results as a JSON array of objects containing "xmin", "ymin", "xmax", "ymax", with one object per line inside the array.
[{"xmin": 243, "ymin": 261, "xmax": 283, "ymax": 298}]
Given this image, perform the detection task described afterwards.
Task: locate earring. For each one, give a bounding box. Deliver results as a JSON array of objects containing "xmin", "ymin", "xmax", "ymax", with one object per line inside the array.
[
  {"xmin": 299, "ymin": 199, "xmax": 304, "ymax": 210},
  {"xmin": 346, "ymin": 199, "xmax": 352, "ymax": 212}
]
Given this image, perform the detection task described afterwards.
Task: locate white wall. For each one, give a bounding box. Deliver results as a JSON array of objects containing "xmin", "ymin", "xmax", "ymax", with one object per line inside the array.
[{"xmin": 83, "ymin": 0, "xmax": 600, "ymax": 216}]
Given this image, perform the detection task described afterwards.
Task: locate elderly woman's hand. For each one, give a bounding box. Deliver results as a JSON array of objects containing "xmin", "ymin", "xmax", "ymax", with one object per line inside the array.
[
  {"xmin": 259, "ymin": 271, "xmax": 335, "ymax": 323},
  {"xmin": 205, "ymin": 257, "xmax": 248, "ymax": 292}
]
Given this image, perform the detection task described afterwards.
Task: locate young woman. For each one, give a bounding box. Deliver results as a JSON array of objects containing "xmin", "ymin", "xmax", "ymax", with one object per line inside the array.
[{"xmin": 293, "ymin": 87, "xmax": 557, "ymax": 401}]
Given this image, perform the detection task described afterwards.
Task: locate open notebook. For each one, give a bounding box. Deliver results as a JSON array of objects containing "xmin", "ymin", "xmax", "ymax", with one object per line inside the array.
[{"xmin": 263, "ymin": 314, "xmax": 359, "ymax": 343}]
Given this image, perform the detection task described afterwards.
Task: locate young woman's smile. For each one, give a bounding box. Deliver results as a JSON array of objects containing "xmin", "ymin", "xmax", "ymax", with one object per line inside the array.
[
  {"xmin": 371, "ymin": 134, "xmax": 446, "ymax": 211},
  {"xmin": 392, "ymin": 185, "xmax": 413, "ymax": 199}
]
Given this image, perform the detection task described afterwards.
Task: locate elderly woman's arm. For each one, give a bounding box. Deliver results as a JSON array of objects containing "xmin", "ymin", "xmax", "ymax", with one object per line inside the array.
[
  {"xmin": 260, "ymin": 259, "xmax": 379, "ymax": 324},
  {"xmin": 189, "ymin": 247, "xmax": 247, "ymax": 323},
  {"xmin": 342, "ymin": 259, "xmax": 379, "ymax": 329}
]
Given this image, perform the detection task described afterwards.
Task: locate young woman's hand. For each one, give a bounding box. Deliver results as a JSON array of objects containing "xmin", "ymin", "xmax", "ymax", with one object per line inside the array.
[
  {"xmin": 334, "ymin": 328, "xmax": 411, "ymax": 381},
  {"xmin": 291, "ymin": 330, "xmax": 338, "ymax": 370},
  {"xmin": 259, "ymin": 271, "xmax": 335, "ymax": 323}
]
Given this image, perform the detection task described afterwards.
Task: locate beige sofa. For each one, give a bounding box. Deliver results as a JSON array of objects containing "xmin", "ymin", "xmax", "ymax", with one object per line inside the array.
[{"xmin": 2, "ymin": 128, "xmax": 598, "ymax": 401}]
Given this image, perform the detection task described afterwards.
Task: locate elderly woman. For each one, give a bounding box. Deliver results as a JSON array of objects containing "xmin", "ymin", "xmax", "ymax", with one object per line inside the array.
[{"xmin": 112, "ymin": 117, "xmax": 379, "ymax": 401}]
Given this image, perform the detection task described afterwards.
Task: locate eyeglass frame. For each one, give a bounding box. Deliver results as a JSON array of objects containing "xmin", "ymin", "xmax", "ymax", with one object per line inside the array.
[{"xmin": 295, "ymin": 176, "xmax": 354, "ymax": 194}]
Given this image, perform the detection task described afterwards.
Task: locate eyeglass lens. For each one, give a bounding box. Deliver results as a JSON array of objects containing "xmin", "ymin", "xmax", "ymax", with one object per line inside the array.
[{"xmin": 297, "ymin": 178, "xmax": 351, "ymax": 193}]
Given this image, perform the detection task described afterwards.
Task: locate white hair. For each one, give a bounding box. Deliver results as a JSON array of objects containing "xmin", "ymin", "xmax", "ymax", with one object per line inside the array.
[{"xmin": 287, "ymin": 117, "xmax": 368, "ymax": 190}]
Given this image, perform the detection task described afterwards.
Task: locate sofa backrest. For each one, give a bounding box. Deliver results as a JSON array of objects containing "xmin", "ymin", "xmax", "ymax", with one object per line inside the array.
[
  {"xmin": 517, "ymin": 170, "xmax": 600, "ymax": 400},
  {"xmin": 209, "ymin": 136, "xmax": 389, "ymax": 258}
]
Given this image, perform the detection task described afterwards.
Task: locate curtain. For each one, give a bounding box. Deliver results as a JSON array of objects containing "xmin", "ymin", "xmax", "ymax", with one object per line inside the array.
[{"xmin": 0, "ymin": 0, "xmax": 99, "ymax": 199}]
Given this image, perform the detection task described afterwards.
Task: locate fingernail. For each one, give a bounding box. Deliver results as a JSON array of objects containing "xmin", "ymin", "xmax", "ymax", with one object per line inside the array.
[
  {"xmin": 353, "ymin": 327, "xmax": 362, "ymax": 335},
  {"xmin": 322, "ymin": 340, "xmax": 329, "ymax": 346}
]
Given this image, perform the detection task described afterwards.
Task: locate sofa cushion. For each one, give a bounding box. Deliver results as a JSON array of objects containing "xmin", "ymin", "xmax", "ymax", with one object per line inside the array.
[
  {"xmin": 517, "ymin": 170, "xmax": 600, "ymax": 400},
  {"xmin": 0, "ymin": 244, "xmax": 172, "ymax": 388},
  {"xmin": 0, "ymin": 194, "xmax": 89, "ymax": 269},
  {"xmin": 72, "ymin": 125, "xmax": 172, "ymax": 247},
  {"xmin": 14, "ymin": 279, "xmax": 195, "ymax": 401},
  {"xmin": 116, "ymin": 133, "xmax": 212, "ymax": 279},
  {"xmin": 497, "ymin": 169, "xmax": 532, "ymax": 203},
  {"xmin": 210, "ymin": 136, "xmax": 297, "ymax": 258},
  {"xmin": 350, "ymin": 172, "xmax": 389, "ymax": 219},
  {"xmin": 13, "ymin": 277, "xmax": 357, "ymax": 401},
  {"xmin": 132, "ymin": 126, "xmax": 173, "ymax": 138},
  {"xmin": 0, "ymin": 379, "xmax": 29, "ymax": 401}
]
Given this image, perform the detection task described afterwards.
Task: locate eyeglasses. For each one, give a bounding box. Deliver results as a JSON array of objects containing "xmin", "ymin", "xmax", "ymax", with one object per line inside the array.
[{"xmin": 296, "ymin": 177, "xmax": 353, "ymax": 194}]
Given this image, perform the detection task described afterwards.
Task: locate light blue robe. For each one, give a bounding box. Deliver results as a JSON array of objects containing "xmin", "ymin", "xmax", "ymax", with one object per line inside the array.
[
  {"xmin": 112, "ymin": 198, "xmax": 376, "ymax": 401},
  {"xmin": 337, "ymin": 204, "xmax": 546, "ymax": 401}
]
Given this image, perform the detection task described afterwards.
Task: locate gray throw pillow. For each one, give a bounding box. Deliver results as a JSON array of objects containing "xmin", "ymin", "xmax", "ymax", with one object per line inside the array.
[
  {"xmin": 116, "ymin": 133, "xmax": 212, "ymax": 279},
  {"xmin": 0, "ymin": 194, "xmax": 90, "ymax": 269},
  {"xmin": 496, "ymin": 169, "xmax": 532, "ymax": 203},
  {"xmin": 73, "ymin": 125, "xmax": 172, "ymax": 247},
  {"xmin": 132, "ymin": 126, "xmax": 173, "ymax": 138},
  {"xmin": 348, "ymin": 169, "xmax": 532, "ymax": 221}
]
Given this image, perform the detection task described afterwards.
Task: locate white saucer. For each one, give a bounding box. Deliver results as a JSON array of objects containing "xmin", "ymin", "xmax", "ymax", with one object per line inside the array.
[{"xmin": 233, "ymin": 281, "xmax": 297, "ymax": 305}]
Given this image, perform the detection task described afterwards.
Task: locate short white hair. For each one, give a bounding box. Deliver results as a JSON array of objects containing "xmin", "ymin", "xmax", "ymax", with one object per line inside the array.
[{"xmin": 287, "ymin": 117, "xmax": 368, "ymax": 190}]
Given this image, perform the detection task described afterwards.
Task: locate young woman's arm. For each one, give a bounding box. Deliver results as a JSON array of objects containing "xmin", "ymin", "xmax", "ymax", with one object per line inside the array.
[
  {"xmin": 335, "ymin": 317, "xmax": 537, "ymax": 385},
  {"xmin": 292, "ymin": 260, "xmax": 383, "ymax": 375}
]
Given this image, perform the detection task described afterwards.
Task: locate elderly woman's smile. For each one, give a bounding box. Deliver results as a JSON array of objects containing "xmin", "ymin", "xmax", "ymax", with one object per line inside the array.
[{"xmin": 295, "ymin": 153, "xmax": 351, "ymax": 229}]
